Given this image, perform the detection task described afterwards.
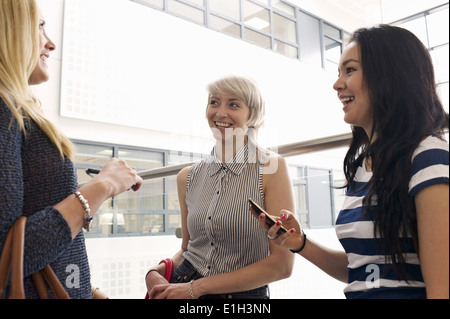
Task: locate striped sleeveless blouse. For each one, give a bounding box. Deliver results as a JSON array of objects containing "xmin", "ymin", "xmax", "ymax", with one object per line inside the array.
[{"xmin": 183, "ymin": 143, "xmax": 270, "ymax": 277}]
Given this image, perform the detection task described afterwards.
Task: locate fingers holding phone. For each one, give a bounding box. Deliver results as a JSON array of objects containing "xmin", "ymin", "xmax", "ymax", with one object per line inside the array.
[
  {"xmin": 264, "ymin": 212, "xmax": 304, "ymax": 251},
  {"xmin": 249, "ymin": 198, "xmax": 287, "ymax": 235},
  {"xmin": 249, "ymin": 199, "xmax": 304, "ymax": 250}
]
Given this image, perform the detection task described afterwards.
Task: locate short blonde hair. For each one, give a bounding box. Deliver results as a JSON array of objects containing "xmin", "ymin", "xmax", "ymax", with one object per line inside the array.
[{"xmin": 206, "ymin": 75, "xmax": 265, "ymax": 132}]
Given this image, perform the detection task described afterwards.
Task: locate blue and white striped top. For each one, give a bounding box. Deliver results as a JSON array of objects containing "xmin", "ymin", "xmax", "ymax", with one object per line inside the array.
[
  {"xmin": 336, "ymin": 136, "xmax": 449, "ymax": 299},
  {"xmin": 183, "ymin": 144, "xmax": 270, "ymax": 277}
]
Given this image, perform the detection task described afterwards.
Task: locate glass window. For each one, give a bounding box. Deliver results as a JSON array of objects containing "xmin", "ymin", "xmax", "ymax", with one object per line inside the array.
[
  {"xmin": 166, "ymin": 175, "xmax": 179, "ymax": 210},
  {"xmin": 168, "ymin": 212, "xmax": 181, "ymax": 231},
  {"xmin": 210, "ymin": 14, "xmax": 241, "ymax": 38},
  {"xmin": 298, "ymin": 11, "xmax": 322, "ymax": 68},
  {"xmin": 134, "ymin": 0, "xmax": 164, "ymax": 10},
  {"xmin": 243, "ymin": 0, "xmax": 270, "ymax": 33},
  {"xmin": 109, "ymin": 176, "xmax": 165, "ymax": 236},
  {"xmin": 324, "ymin": 37, "xmax": 341, "ymax": 71},
  {"xmin": 427, "ymin": 8, "xmax": 449, "ymax": 48},
  {"xmin": 118, "ymin": 148, "xmax": 164, "ymax": 170},
  {"xmin": 293, "ymin": 182, "xmax": 308, "ymax": 228},
  {"xmin": 118, "ymin": 211, "xmax": 165, "ymax": 234},
  {"xmin": 244, "ymin": 27, "xmax": 271, "ymax": 49},
  {"xmin": 167, "ymin": 0, "xmax": 205, "ymax": 24},
  {"xmin": 273, "ymin": 12, "xmax": 297, "ymax": 44},
  {"xmin": 72, "ymin": 141, "xmax": 191, "ymax": 237},
  {"xmin": 77, "ymin": 168, "xmax": 92, "ymax": 185},
  {"xmin": 307, "ymin": 168, "xmax": 333, "ymax": 228},
  {"xmin": 183, "ymin": 0, "xmax": 204, "ymax": 7},
  {"xmin": 252, "ymin": 0, "xmax": 269, "ymax": 6},
  {"xmin": 209, "ymin": 0, "xmax": 240, "ymax": 21},
  {"xmin": 168, "ymin": 151, "xmax": 193, "ymax": 165},
  {"xmin": 291, "ymin": 167, "xmax": 308, "ymax": 227},
  {"xmin": 430, "ymin": 44, "xmax": 449, "ymax": 84},
  {"xmin": 74, "ymin": 143, "xmax": 113, "ymax": 167},
  {"xmin": 323, "ymin": 23, "xmax": 342, "ymax": 71},
  {"xmin": 274, "ymin": 39, "xmax": 298, "ymax": 58},
  {"xmin": 273, "ymin": 0, "xmax": 295, "ymax": 18},
  {"xmin": 332, "ymin": 170, "xmax": 346, "ymax": 223},
  {"xmin": 343, "ymin": 31, "xmax": 352, "ymax": 45},
  {"xmin": 117, "ymin": 148, "xmax": 164, "ymax": 224},
  {"xmin": 323, "ymin": 23, "xmax": 341, "ymax": 40},
  {"xmin": 398, "ymin": 16, "xmax": 429, "ymax": 47},
  {"xmin": 437, "ymin": 82, "xmax": 449, "ymax": 113},
  {"xmin": 166, "ymin": 151, "xmax": 191, "ymax": 212}
]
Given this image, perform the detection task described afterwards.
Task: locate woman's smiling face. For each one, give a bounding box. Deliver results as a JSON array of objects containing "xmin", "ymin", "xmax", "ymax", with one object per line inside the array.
[
  {"xmin": 206, "ymin": 92, "xmax": 251, "ymax": 142},
  {"xmin": 28, "ymin": 11, "xmax": 55, "ymax": 85},
  {"xmin": 333, "ymin": 41, "xmax": 373, "ymax": 135}
]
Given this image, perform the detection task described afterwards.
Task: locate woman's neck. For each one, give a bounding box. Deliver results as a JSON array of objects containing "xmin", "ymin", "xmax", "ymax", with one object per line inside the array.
[{"xmin": 215, "ymin": 136, "xmax": 247, "ymax": 163}]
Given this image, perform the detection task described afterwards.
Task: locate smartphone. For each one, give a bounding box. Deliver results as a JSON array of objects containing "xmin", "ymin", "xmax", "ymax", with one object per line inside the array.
[{"xmin": 249, "ymin": 198, "xmax": 287, "ymax": 236}]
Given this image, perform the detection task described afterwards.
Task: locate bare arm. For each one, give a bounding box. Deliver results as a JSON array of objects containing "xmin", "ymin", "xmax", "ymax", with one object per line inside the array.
[
  {"xmin": 415, "ymin": 183, "xmax": 449, "ymax": 299},
  {"xmin": 54, "ymin": 158, "xmax": 143, "ymax": 238},
  {"xmin": 145, "ymin": 167, "xmax": 190, "ymax": 294}
]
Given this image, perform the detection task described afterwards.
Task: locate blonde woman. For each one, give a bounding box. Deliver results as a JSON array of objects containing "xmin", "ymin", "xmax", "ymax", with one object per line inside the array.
[
  {"xmin": 0, "ymin": 0, "xmax": 142, "ymax": 298},
  {"xmin": 146, "ymin": 75, "xmax": 295, "ymax": 299}
]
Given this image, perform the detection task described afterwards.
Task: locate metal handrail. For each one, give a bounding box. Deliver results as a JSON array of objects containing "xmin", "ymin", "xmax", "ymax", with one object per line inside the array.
[
  {"xmin": 136, "ymin": 132, "xmax": 352, "ymax": 181},
  {"xmin": 268, "ymin": 132, "xmax": 352, "ymax": 157}
]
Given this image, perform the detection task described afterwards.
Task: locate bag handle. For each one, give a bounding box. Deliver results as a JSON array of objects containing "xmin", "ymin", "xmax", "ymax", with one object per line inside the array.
[
  {"xmin": 0, "ymin": 217, "xmax": 26, "ymax": 298},
  {"xmin": 0, "ymin": 222, "xmax": 14, "ymax": 297},
  {"xmin": 0, "ymin": 217, "xmax": 69, "ymax": 299},
  {"xmin": 10, "ymin": 217, "xmax": 26, "ymax": 298}
]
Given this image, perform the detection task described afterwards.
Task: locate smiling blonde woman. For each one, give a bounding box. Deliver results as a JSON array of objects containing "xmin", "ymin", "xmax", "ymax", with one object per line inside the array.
[
  {"xmin": 0, "ymin": 0, "xmax": 142, "ymax": 298},
  {"xmin": 145, "ymin": 75, "xmax": 295, "ymax": 299}
]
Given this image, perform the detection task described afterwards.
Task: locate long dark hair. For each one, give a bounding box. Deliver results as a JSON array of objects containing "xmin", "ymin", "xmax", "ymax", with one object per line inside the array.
[{"xmin": 343, "ymin": 25, "xmax": 449, "ymax": 279}]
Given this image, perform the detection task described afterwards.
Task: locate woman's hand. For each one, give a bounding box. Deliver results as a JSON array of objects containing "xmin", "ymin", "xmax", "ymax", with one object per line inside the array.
[
  {"xmin": 148, "ymin": 282, "xmax": 193, "ymax": 299},
  {"xmin": 91, "ymin": 158, "xmax": 143, "ymax": 197},
  {"xmin": 145, "ymin": 270, "xmax": 170, "ymax": 299},
  {"xmin": 251, "ymin": 207, "xmax": 304, "ymax": 252}
]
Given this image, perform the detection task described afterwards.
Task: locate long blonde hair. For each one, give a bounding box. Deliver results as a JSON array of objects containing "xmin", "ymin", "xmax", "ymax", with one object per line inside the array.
[{"xmin": 0, "ymin": 0, "xmax": 74, "ymax": 159}]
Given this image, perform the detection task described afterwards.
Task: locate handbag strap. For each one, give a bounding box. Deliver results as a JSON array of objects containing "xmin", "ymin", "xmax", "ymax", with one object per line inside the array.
[
  {"xmin": 10, "ymin": 217, "xmax": 26, "ymax": 298},
  {"xmin": 40, "ymin": 265, "xmax": 69, "ymax": 299},
  {"xmin": 0, "ymin": 223, "xmax": 14, "ymax": 297},
  {"xmin": 0, "ymin": 217, "xmax": 69, "ymax": 299}
]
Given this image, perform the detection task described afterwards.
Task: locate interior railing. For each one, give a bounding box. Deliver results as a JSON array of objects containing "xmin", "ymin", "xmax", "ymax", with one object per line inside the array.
[{"xmin": 136, "ymin": 132, "xmax": 352, "ymax": 181}]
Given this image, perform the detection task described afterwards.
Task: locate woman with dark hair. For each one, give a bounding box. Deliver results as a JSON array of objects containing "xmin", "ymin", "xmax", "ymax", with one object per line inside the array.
[{"xmin": 254, "ymin": 25, "xmax": 449, "ymax": 299}]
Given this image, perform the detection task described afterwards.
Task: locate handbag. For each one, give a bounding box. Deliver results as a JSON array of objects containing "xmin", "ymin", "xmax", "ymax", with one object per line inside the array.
[
  {"xmin": 144, "ymin": 258, "xmax": 174, "ymax": 299},
  {"xmin": 0, "ymin": 216, "xmax": 69, "ymax": 299}
]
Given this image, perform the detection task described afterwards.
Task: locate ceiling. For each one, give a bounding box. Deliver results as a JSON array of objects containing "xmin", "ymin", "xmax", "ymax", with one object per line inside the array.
[{"xmin": 284, "ymin": 0, "xmax": 448, "ymax": 32}]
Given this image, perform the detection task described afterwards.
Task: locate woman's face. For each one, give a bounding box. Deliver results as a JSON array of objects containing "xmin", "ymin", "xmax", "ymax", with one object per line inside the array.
[
  {"xmin": 206, "ymin": 92, "xmax": 251, "ymax": 143},
  {"xmin": 28, "ymin": 12, "xmax": 55, "ymax": 85},
  {"xmin": 333, "ymin": 41, "xmax": 373, "ymax": 135}
]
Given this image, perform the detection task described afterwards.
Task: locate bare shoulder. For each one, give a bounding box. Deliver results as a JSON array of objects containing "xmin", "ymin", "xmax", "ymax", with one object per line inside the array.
[
  {"xmin": 262, "ymin": 152, "xmax": 289, "ymax": 177},
  {"xmin": 177, "ymin": 166, "xmax": 191, "ymax": 184}
]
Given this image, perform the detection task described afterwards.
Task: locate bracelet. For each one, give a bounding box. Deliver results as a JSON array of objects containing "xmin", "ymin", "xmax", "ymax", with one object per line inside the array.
[
  {"xmin": 188, "ymin": 280, "xmax": 195, "ymax": 299},
  {"xmin": 290, "ymin": 231, "xmax": 307, "ymax": 254},
  {"xmin": 74, "ymin": 191, "xmax": 93, "ymax": 232}
]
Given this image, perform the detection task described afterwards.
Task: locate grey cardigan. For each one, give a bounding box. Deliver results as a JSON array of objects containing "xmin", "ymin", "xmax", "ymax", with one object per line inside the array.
[{"xmin": 0, "ymin": 99, "xmax": 91, "ymax": 298}]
